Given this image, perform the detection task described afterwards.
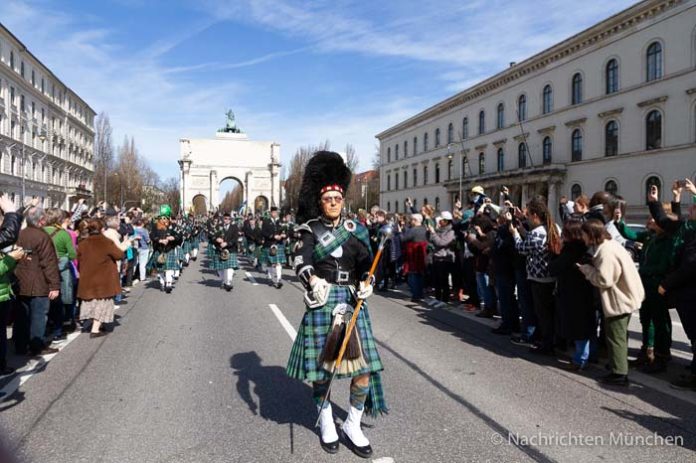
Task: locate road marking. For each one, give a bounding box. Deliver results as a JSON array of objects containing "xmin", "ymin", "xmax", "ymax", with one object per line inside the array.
[
  {"xmin": 245, "ymin": 272, "xmax": 259, "ymax": 286},
  {"xmin": 269, "ymin": 304, "xmax": 297, "ymax": 340},
  {"xmin": 0, "ymin": 330, "xmax": 81, "ymax": 401}
]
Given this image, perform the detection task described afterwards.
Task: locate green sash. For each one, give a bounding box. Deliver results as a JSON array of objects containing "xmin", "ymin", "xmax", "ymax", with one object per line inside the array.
[{"xmin": 312, "ymin": 220, "xmax": 372, "ymax": 262}]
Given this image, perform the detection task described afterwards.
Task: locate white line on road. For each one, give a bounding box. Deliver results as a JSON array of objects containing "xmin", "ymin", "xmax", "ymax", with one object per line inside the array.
[
  {"xmin": 269, "ymin": 304, "xmax": 297, "ymax": 340},
  {"xmin": 0, "ymin": 330, "xmax": 81, "ymax": 401},
  {"xmin": 245, "ymin": 272, "xmax": 259, "ymax": 286}
]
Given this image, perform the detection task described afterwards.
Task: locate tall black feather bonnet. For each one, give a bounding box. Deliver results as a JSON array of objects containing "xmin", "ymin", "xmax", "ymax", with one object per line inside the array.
[{"xmin": 296, "ymin": 151, "xmax": 352, "ymax": 224}]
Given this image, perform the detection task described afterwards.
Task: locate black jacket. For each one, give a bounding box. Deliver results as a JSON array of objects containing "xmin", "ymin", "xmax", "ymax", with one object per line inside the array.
[
  {"xmin": 548, "ymin": 241, "xmax": 597, "ymax": 340},
  {"xmin": 0, "ymin": 212, "xmax": 22, "ymax": 249},
  {"xmin": 261, "ymin": 218, "xmax": 283, "ymax": 248}
]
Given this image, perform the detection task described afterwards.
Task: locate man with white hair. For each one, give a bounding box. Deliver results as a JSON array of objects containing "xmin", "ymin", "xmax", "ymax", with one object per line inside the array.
[{"xmin": 14, "ymin": 207, "xmax": 61, "ymax": 356}]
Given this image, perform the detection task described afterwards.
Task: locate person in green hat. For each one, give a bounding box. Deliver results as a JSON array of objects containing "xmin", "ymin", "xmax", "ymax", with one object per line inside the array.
[{"xmin": 147, "ymin": 205, "xmax": 181, "ymax": 293}]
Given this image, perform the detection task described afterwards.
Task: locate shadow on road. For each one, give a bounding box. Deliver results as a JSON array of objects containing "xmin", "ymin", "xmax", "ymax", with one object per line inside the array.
[{"xmin": 229, "ymin": 351, "xmax": 320, "ymax": 433}]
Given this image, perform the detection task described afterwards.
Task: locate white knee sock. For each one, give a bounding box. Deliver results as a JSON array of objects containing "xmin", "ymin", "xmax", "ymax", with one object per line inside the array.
[
  {"xmin": 165, "ymin": 271, "xmax": 174, "ymax": 285},
  {"xmin": 185, "ymin": 253, "xmax": 190, "ymax": 263},
  {"xmin": 192, "ymin": 249, "xmax": 198, "ymax": 258},
  {"xmin": 275, "ymin": 264, "xmax": 282, "ymax": 281},
  {"xmin": 224, "ymin": 269, "xmax": 234, "ymax": 284},
  {"xmin": 317, "ymin": 404, "xmax": 338, "ymax": 443},
  {"xmin": 342, "ymin": 405, "xmax": 369, "ymax": 447}
]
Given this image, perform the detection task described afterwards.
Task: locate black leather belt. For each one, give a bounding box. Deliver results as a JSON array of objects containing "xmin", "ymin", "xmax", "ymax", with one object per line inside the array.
[{"xmin": 316, "ymin": 269, "xmax": 357, "ymax": 285}]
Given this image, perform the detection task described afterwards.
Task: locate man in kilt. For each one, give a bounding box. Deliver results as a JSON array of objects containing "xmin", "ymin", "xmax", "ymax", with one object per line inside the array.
[
  {"xmin": 189, "ymin": 216, "xmax": 202, "ymax": 261},
  {"xmin": 210, "ymin": 212, "xmax": 240, "ymax": 291},
  {"xmin": 261, "ymin": 207, "xmax": 286, "ymax": 288},
  {"xmin": 286, "ymin": 151, "xmax": 387, "ymax": 458},
  {"xmin": 147, "ymin": 205, "xmax": 182, "ymax": 293}
]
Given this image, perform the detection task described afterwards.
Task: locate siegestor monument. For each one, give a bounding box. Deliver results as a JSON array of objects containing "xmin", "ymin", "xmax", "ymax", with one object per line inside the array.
[{"xmin": 178, "ymin": 111, "xmax": 281, "ymax": 215}]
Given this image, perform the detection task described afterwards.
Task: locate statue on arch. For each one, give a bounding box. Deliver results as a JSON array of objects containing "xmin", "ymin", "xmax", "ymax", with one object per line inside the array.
[{"xmin": 219, "ymin": 109, "xmax": 242, "ymax": 134}]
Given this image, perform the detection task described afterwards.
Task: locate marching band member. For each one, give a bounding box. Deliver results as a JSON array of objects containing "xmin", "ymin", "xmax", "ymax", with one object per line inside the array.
[
  {"xmin": 261, "ymin": 207, "xmax": 286, "ymax": 288},
  {"xmin": 148, "ymin": 205, "xmax": 182, "ymax": 293},
  {"xmin": 210, "ymin": 212, "xmax": 240, "ymax": 291}
]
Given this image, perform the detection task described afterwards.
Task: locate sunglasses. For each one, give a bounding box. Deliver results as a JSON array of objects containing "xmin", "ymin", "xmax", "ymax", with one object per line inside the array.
[{"xmin": 321, "ymin": 196, "xmax": 344, "ymax": 204}]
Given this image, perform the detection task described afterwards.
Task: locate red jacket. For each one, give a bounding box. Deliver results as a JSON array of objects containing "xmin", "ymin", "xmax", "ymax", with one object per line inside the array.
[{"xmin": 403, "ymin": 241, "xmax": 427, "ymax": 274}]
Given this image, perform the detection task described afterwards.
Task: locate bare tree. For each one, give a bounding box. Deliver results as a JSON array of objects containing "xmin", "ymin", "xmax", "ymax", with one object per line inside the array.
[
  {"xmin": 219, "ymin": 184, "xmax": 244, "ymax": 213},
  {"xmin": 161, "ymin": 177, "xmax": 181, "ymax": 216},
  {"xmin": 93, "ymin": 112, "xmax": 113, "ymax": 202}
]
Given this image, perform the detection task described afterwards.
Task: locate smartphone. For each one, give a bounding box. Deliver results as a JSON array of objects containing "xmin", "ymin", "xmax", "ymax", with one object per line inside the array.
[
  {"xmin": 677, "ymin": 180, "xmax": 687, "ymax": 188},
  {"xmin": 24, "ymin": 249, "xmax": 33, "ymax": 255}
]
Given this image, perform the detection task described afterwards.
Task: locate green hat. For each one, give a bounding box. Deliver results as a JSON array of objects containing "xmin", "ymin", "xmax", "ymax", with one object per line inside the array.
[{"xmin": 159, "ymin": 204, "xmax": 172, "ymax": 218}]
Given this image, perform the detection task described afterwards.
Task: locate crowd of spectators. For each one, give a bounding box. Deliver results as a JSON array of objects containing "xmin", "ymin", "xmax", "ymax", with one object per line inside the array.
[
  {"xmin": 355, "ymin": 179, "xmax": 696, "ymax": 390},
  {"xmin": 0, "ymin": 196, "xmax": 151, "ymax": 385}
]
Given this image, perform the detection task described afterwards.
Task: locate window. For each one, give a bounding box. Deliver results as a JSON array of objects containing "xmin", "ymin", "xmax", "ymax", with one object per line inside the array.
[
  {"xmin": 404, "ymin": 141, "xmax": 408, "ymax": 158},
  {"xmin": 447, "ymin": 123, "xmax": 454, "ymax": 144},
  {"xmin": 424, "ymin": 132, "xmax": 429, "ymax": 151},
  {"xmin": 20, "ymin": 61, "xmax": 24, "ymax": 77},
  {"xmin": 395, "ymin": 172, "xmax": 399, "ymax": 190},
  {"xmin": 10, "ymin": 51, "xmax": 14, "ymax": 69},
  {"xmin": 645, "ymin": 176, "xmax": 661, "ymax": 204},
  {"xmin": 387, "ymin": 147, "xmax": 391, "ymax": 163},
  {"xmin": 435, "ymin": 163, "xmax": 440, "ymax": 183},
  {"xmin": 413, "ymin": 137, "xmax": 417, "ymax": 156},
  {"xmin": 606, "ymin": 59, "xmax": 619, "ymax": 94},
  {"xmin": 604, "ymin": 180, "xmax": 618, "ymax": 197},
  {"xmin": 571, "ymin": 184, "xmax": 582, "ymax": 200},
  {"xmin": 435, "ymin": 197, "xmax": 440, "ymax": 211},
  {"xmin": 395, "ymin": 144, "xmax": 399, "ymax": 160},
  {"xmin": 462, "ymin": 117, "xmax": 469, "ymax": 139},
  {"xmin": 478, "ymin": 152, "xmax": 485, "ymax": 174},
  {"xmin": 403, "ymin": 170, "xmax": 408, "ymax": 188},
  {"xmin": 479, "ymin": 110, "xmax": 485, "ymax": 135},
  {"xmin": 542, "ymin": 137, "xmax": 552, "ymax": 164},
  {"xmin": 31, "ymin": 70, "xmax": 35, "ymax": 86},
  {"xmin": 518, "ymin": 143, "xmax": 527, "ymax": 168},
  {"xmin": 387, "ymin": 201, "xmax": 391, "ymax": 212},
  {"xmin": 413, "ymin": 168, "xmax": 417, "ymax": 186},
  {"xmin": 646, "ymin": 42, "xmax": 663, "ymax": 82},
  {"xmin": 518, "ymin": 95, "xmax": 527, "ymax": 121},
  {"xmin": 542, "ymin": 85, "xmax": 553, "ymax": 114},
  {"xmin": 447, "ymin": 159, "xmax": 453, "ymax": 179},
  {"xmin": 435, "ymin": 128, "xmax": 441, "ymax": 147},
  {"xmin": 387, "ymin": 175, "xmax": 391, "ymax": 191},
  {"xmin": 497, "ymin": 148, "xmax": 504, "ymax": 172},
  {"xmin": 572, "ymin": 73, "xmax": 583, "ymax": 105},
  {"xmin": 424, "ymin": 197, "xmax": 428, "ymax": 205},
  {"xmin": 497, "ymin": 103, "xmax": 505, "ymax": 129},
  {"xmin": 571, "ymin": 129, "xmax": 583, "ymax": 161},
  {"xmin": 423, "ymin": 166, "xmax": 428, "ymax": 185},
  {"xmin": 395, "ymin": 202, "xmax": 399, "ymax": 213},
  {"xmin": 41, "ymin": 78, "xmax": 44, "ymax": 93},
  {"xmin": 646, "ymin": 110, "xmax": 662, "ymax": 150},
  {"xmin": 605, "ymin": 121, "xmax": 619, "ymax": 156}
]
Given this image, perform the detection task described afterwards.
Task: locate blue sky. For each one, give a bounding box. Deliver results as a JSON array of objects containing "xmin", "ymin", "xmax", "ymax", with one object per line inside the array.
[{"xmin": 1, "ymin": 0, "xmax": 638, "ymax": 181}]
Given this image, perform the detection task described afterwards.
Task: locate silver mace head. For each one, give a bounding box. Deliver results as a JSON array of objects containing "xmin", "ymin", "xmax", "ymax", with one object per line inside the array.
[{"xmin": 378, "ymin": 224, "xmax": 394, "ymax": 249}]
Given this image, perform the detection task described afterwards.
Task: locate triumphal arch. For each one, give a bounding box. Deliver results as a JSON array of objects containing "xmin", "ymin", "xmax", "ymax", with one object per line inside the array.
[{"xmin": 178, "ymin": 111, "xmax": 281, "ymax": 215}]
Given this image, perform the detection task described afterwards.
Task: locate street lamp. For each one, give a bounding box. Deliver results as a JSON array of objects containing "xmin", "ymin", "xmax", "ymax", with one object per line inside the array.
[{"xmin": 447, "ymin": 143, "xmax": 463, "ymax": 209}]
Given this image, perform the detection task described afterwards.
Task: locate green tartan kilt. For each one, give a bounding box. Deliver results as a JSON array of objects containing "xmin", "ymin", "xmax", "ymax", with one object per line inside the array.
[
  {"xmin": 148, "ymin": 249, "xmax": 179, "ymax": 271},
  {"xmin": 209, "ymin": 250, "xmax": 239, "ymax": 270},
  {"xmin": 191, "ymin": 237, "xmax": 200, "ymax": 249},
  {"xmin": 206, "ymin": 243, "xmax": 215, "ymax": 258},
  {"xmin": 181, "ymin": 240, "xmax": 192, "ymax": 255},
  {"xmin": 286, "ymin": 285, "xmax": 387, "ymax": 416},
  {"xmin": 260, "ymin": 244, "xmax": 286, "ymax": 265}
]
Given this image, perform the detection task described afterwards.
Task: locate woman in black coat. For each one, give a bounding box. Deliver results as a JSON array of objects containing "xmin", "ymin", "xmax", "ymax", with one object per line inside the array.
[{"xmin": 548, "ymin": 220, "xmax": 597, "ymax": 370}]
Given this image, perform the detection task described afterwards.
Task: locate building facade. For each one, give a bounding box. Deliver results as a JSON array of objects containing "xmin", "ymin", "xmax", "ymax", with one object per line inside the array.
[
  {"xmin": 179, "ymin": 130, "xmax": 281, "ymax": 215},
  {"xmin": 0, "ymin": 23, "xmax": 95, "ymax": 209},
  {"xmin": 376, "ymin": 0, "xmax": 696, "ymax": 221}
]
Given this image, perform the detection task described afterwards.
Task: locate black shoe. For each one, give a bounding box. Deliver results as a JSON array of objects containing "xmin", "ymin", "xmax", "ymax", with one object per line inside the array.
[
  {"xmin": 34, "ymin": 346, "xmax": 60, "ymax": 356},
  {"xmin": 226, "ymin": 284, "xmax": 233, "ymax": 292},
  {"xmin": 599, "ymin": 373, "xmax": 629, "ymax": 386},
  {"xmin": 320, "ymin": 437, "xmax": 339, "ymax": 454},
  {"xmin": 275, "ymin": 281, "xmax": 283, "ymax": 289},
  {"xmin": 491, "ymin": 326, "xmax": 512, "ymax": 335},
  {"xmin": 510, "ymin": 336, "xmax": 532, "ymax": 346},
  {"xmin": 670, "ymin": 374, "xmax": 696, "ymax": 391},
  {"xmin": 475, "ymin": 309, "xmax": 495, "ymax": 318},
  {"xmin": 341, "ymin": 430, "xmax": 372, "ymax": 459},
  {"xmin": 165, "ymin": 286, "xmax": 172, "ymax": 294},
  {"xmin": 0, "ymin": 366, "xmax": 16, "ymax": 376},
  {"xmin": 89, "ymin": 332, "xmax": 108, "ymax": 339},
  {"xmin": 528, "ymin": 345, "xmax": 555, "ymax": 356}
]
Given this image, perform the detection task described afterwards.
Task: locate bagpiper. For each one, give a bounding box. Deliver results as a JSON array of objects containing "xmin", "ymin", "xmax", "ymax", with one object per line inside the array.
[
  {"xmin": 189, "ymin": 216, "xmax": 202, "ymax": 261},
  {"xmin": 148, "ymin": 205, "xmax": 182, "ymax": 293},
  {"xmin": 209, "ymin": 212, "xmax": 240, "ymax": 291},
  {"xmin": 261, "ymin": 206, "xmax": 286, "ymax": 288},
  {"xmin": 286, "ymin": 151, "xmax": 387, "ymax": 458}
]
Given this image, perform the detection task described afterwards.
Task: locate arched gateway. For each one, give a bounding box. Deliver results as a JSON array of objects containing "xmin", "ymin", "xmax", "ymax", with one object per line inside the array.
[{"xmin": 178, "ymin": 112, "xmax": 281, "ymax": 215}]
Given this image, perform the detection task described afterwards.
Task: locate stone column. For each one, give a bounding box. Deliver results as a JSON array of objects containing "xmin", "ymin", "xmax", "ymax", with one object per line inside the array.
[
  {"xmin": 209, "ymin": 170, "xmax": 217, "ymax": 211},
  {"xmin": 548, "ymin": 180, "xmax": 559, "ymax": 224}
]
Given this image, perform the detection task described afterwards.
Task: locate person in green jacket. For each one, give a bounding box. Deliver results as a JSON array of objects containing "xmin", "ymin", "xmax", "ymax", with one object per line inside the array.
[
  {"xmin": 43, "ymin": 208, "xmax": 77, "ymax": 339},
  {"xmin": 614, "ymin": 202, "xmax": 675, "ymax": 373}
]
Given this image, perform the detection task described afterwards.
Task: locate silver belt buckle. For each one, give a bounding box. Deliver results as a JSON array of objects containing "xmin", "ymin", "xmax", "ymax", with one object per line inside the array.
[{"xmin": 337, "ymin": 270, "xmax": 350, "ymax": 284}]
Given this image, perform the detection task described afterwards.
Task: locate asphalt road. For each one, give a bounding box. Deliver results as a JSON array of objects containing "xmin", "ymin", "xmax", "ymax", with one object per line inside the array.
[{"xmin": 0, "ymin": 249, "xmax": 695, "ymax": 463}]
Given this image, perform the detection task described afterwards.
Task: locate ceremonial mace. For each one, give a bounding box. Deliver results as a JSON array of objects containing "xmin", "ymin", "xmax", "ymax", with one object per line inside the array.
[{"xmin": 315, "ymin": 224, "xmax": 393, "ymax": 427}]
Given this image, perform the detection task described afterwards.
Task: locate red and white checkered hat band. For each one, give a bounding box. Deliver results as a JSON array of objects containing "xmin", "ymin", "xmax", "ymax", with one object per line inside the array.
[{"xmin": 320, "ymin": 184, "xmax": 344, "ymax": 195}]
